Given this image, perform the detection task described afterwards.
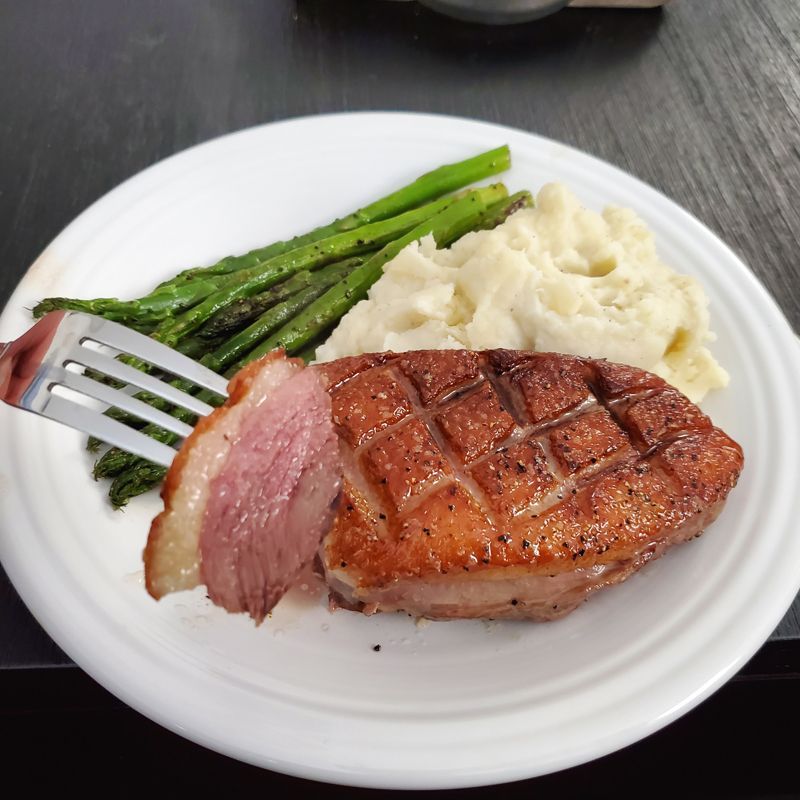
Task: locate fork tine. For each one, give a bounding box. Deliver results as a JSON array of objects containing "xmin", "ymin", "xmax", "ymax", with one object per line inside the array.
[
  {"xmin": 42, "ymin": 395, "xmax": 177, "ymax": 467},
  {"xmin": 66, "ymin": 345, "xmax": 216, "ymax": 417},
  {"xmin": 52, "ymin": 367, "xmax": 195, "ymax": 439},
  {"xmin": 82, "ymin": 316, "xmax": 229, "ymax": 397}
]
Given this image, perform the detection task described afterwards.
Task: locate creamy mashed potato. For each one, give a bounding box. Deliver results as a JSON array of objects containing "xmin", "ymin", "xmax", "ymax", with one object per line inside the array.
[{"xmin": 316, "ymin": 183, "xmax": 728, "ymax": 402}]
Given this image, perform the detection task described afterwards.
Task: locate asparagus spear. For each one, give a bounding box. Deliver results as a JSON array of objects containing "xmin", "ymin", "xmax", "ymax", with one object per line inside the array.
[
  {"xmin": 197, "ymin": 256, "xmax": 366, "ymax": 340},
  {"xmin": 200, "ymin": 268, "xmax": 363, "ymax": 373},
  {"xmin": 32, "ymin": 277, "xmax": 222, "ymax": 326},
  {"xmin": 102, "ymin": 185, "xmax": 508, "ymax": 503},
  {"xmin": 476, "ymin": 190, "xmax": 533, "ymax": 230},
  {"xmin": 176, "ymin": 332, "xmax": 227, "ymax": 361},
  {"xmin": 109, "ymin": 461, "xmax": 169, "ymax": 507},
  {"xmin": 99, "ymin": 434, "xmax": 171, "ymax": 483},
  {"xmin": 155, "ymin": 145, "xmax": 511, "ymax": 289}
]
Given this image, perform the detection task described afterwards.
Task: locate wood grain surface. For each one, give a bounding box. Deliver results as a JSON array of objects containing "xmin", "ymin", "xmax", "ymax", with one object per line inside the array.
[{"xmin": 0, "ymin": 0, "xmax": 798, "ymax": 694}]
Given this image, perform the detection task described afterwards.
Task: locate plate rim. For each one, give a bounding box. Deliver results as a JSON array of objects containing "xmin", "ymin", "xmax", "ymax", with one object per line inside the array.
[{"xmin": 1, "ymin": 111, "xmax": 799, "ymax": 789}]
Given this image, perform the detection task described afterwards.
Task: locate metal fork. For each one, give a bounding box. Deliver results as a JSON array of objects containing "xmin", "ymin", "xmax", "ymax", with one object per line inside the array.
[{"xmin": 0, "ymin": 311, "xmax": 229, "ymax": 467}]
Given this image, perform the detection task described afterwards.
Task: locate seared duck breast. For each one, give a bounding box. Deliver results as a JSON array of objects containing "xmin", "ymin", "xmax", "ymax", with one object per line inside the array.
[
  {"xmin": 145, "ymin": 349, "xmax": 743, "ymax": 623},
  {"xmin": 317, "ymin": 350, "xmax": 743, "ymax": 620}
]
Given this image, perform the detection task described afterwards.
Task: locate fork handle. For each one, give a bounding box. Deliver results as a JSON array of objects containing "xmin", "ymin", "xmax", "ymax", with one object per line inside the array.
[{"xmin": 0, "ymin": 311, "xmax": 66, "ymax": 405}]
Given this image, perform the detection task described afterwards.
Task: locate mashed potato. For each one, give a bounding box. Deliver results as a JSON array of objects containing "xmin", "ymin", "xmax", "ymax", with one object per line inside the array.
[{"xmin": 316, "ymin": 183, "xmax": 728, "ymax": 402}]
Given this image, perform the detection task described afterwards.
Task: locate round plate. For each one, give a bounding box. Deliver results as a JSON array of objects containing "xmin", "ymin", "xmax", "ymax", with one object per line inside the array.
[{"xmin": 1, "ymin": 113, "xmax": 799, "ymax": 789}]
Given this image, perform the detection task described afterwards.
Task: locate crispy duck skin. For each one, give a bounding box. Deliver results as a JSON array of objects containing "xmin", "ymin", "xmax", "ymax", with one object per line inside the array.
[{"xmin": 316, "ymin": 350, "xmax": 743, "ymax": 621}]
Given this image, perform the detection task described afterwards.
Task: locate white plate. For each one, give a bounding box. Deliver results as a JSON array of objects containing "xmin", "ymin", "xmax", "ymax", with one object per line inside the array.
[{"xmin": 1, "ymin": 113, "xmax": 799, "ymax": 789}]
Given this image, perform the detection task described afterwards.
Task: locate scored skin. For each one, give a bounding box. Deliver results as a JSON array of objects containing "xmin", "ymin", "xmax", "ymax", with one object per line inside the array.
[{"xmin": 318, "ymin": 350, "xmax": 744, "ymax": 620}]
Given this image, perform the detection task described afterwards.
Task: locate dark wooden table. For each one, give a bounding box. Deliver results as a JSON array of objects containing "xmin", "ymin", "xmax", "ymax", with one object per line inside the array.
[{"xmin": 2, "ymin": 1, "xmax": 799, "ymax": 794}]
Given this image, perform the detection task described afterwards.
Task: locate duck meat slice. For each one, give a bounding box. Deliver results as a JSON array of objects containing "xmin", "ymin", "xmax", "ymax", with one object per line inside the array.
[{"xmin": 144, "ymin": 351, "xmax": 341, "ymax": 623}]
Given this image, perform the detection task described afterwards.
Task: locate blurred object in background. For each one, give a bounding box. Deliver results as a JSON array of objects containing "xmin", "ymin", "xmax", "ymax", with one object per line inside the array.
[
  {"xmin": 570, "ymin": 0, "xmax": 666, "ymax": 6},
  {"xmin": 398, "ymin": 0, "xmax": 668, "ymax": 25}
]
